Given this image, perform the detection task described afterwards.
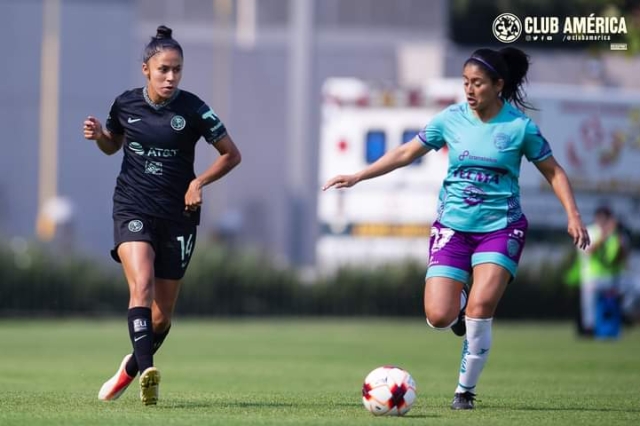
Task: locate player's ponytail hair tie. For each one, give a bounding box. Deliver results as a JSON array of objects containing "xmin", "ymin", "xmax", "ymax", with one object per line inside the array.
[{"xmin": 143, "ymin": 25, "xmax": 184, "ymax": 63}]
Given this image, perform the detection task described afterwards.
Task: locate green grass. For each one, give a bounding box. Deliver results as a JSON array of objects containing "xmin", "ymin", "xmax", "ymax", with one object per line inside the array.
[{"xmin": 0, "ymin": 319, "xmax": 638, "ymax": 425}]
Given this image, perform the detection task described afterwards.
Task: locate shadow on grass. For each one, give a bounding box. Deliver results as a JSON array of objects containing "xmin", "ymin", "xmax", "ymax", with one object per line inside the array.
[
  {"xmin": 331, "ymin": 402, "xmax": 437, "ymax": 418},
  {"xmin": 159, "ymin": 401, "xmax": 296, "ymax": 409},
  {"xmin": 161, "ymin": 400, "xmax": 367, "ymax": 409},
  {"xmin": 485, "ymin": 404, "xmax": 640, "ymax": 414},
  {"xmin": 159, "ymin": 400, "xmax": 436, "ymax": 418}
]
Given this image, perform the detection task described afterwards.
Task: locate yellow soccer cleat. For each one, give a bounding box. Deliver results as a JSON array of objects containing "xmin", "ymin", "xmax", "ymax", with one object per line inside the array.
[{"xmin": 139, "ymin": 367, "xmax": 161, "ymax": 406}]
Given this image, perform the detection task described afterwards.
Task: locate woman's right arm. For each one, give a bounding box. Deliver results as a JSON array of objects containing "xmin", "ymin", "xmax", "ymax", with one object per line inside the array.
[
  {"xmin": 323, "ymin": 138, "xmax": 431, "ymax": 190},
  {"xmin": 83, "ymin": 116, "xmax": 124, "ymax": 155}
]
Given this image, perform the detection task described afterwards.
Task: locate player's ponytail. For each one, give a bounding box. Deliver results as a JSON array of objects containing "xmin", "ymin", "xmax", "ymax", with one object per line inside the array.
[
  {"xmin": 143, "ymin": 25, "xmax": 183, "ymax": 63},
  {"xmin": 499, "ymin": 47, "xmax": 532, "ymax": 111},
  {"xmin": 465, "ymin": 47, "xmax": 534, "ymax": 111}
]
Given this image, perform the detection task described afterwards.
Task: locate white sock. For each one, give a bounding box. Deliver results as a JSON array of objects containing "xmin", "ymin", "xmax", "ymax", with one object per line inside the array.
[{"xmin": 455, "ymin": 317, "xmax": 492, "ymax": 394}]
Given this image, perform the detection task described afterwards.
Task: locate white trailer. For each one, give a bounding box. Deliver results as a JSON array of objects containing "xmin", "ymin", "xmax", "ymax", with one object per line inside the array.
[{"xmin": 316, "ymin": 78, "xmax": 449, "ymax": 268}]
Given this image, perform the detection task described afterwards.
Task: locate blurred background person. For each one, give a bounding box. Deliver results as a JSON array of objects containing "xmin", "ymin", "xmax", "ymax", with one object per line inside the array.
[
  {"xmin": 614, "ymin": 218, "xmax": 638, "ymax": 326},
  {"xmin": 577, "ymin": 205, "xmax": 626, "ymax": 338}
]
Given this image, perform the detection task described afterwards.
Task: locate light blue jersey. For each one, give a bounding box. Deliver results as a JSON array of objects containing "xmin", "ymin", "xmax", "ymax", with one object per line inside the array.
[{"xmin": 418, "ymin": 101, "xmax": 552, "ymax": 233}]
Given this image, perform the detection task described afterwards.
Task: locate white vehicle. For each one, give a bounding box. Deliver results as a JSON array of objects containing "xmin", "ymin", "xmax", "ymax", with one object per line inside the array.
[
  {"xmin": 317, "ymin": 77, "xmax": 640, "ymax": 268},
  {"xmin": 316, "ymin": 78, "xmax": 450, "ymax": 268}
]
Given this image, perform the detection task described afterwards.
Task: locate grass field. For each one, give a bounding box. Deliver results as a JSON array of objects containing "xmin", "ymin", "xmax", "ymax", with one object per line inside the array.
[{"xmin": 0, "ymin": 319, "xmax": 638, "ymax": 426}]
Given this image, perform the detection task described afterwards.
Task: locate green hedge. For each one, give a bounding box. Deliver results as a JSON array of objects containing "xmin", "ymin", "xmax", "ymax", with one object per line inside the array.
[
  {"xmin": 0, "ymin": 240, "xmax": 577, "ymax": 319},
  {"xmin": 0, "ymin": 242, "xmax": 127, "ymax": 315}
]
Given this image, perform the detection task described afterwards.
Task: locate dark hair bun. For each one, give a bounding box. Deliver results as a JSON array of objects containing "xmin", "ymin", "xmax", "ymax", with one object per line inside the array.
[
  {"xmin": 156, "ymin": 25, "xmax": 173, "ymax": 39},
  {"xmin": 499, "ymin": 47, "xmax": 529, "ymax": 83}
]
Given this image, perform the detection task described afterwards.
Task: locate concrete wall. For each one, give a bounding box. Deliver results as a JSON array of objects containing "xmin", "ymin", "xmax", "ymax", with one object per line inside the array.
[{"xmin": 0, "ymin": 0, "xmax": 134, "ymax": 260}]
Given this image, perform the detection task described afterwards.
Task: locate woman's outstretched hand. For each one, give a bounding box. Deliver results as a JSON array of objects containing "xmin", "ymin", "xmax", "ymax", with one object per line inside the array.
[{"xmin": 322, "ymin": 174, "xmax": 359, "ymax": 191}]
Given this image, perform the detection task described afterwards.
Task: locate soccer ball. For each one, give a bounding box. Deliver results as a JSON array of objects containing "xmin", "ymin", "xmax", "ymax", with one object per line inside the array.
[{"xmin": 362, "ymin": 366, "xmax": 417, "ymax": 416}]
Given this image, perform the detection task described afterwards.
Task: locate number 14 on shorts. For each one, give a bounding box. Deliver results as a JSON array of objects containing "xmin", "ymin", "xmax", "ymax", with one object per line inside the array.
[{"xmin": 177, "ymin": 234, "xmax": 194, "ymax": 268}]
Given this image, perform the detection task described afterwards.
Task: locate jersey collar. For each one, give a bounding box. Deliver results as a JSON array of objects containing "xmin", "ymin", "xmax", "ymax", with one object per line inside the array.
[
  {"xmin": 143, "ymin": 86, "xmax": 180, "ymax": 110},
  {"xmin": 467, "ymin": 99, "xmax": 508, "ymax": 124}
]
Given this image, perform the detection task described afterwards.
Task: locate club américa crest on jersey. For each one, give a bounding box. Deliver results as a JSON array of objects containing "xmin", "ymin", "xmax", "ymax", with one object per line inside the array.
[
  {"xmin": 128, "ymin": 220, "xmax": 144, "ymax": 232},
  {"xmin": 171, "ymin": 115, "xmax": 186, "ymax": 131}
]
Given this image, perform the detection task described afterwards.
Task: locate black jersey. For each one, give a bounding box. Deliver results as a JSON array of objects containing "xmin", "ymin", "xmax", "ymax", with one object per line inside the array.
[{"xmin": 106, "ymin": 88, "xmax": 227, "ymax": 225}]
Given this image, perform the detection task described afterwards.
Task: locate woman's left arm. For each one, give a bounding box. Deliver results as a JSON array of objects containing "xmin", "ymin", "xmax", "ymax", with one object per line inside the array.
[
  {"xmin": 184, "ymin": 135, "xmax": 241, "ymax": 210},
  {"xmin": 534, "ymin": 155, "xmax": 590, "ymax": 249}
]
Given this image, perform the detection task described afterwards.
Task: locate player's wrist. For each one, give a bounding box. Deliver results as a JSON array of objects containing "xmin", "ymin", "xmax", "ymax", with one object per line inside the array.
[
  {"xmin": 191, "ymin": 177, "xmax": 205, "ymax": 190},
  {"xmin": 567, "ymin": 210, "xmax": 582, "ymax": 221}
]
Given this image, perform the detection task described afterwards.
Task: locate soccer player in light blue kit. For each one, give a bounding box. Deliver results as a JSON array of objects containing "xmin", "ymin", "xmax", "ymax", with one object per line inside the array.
[{"xmin": 323, "ymin": 47, "xmax": 590, "ymax": 410}]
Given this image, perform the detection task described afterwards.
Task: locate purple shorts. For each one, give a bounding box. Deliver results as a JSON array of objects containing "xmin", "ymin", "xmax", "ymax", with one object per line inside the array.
[{"xmin": 426, "ymin": 216, "xmax": 528, "ymax": 283}]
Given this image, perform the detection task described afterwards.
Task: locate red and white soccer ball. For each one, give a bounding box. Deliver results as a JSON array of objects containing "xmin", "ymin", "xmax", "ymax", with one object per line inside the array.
[{"xmin": 362, "ymin": 366, "xmax": 417, "ymax": 416}]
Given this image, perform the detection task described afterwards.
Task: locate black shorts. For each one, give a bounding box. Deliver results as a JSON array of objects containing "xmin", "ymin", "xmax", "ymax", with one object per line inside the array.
[{"xmin": 112, "ymin": 212, "xmax": 197, "ymax": 280}]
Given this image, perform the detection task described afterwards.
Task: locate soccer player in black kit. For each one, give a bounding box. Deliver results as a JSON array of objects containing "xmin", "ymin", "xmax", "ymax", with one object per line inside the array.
[{"xmin": 83, "ymin": 25, "xmax": 241, "ymax": 405}]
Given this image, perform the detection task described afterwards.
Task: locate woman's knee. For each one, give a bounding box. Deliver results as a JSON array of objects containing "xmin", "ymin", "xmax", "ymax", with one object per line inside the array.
[
  {"xmin": 424, "ymin": 278, "xmax": 465, "ymax": 328},
  {"xmin": 425, "ymin": 308, "xmax": 458, "ymax": 328},
  {"xmin": 466, "ymin": 299, "xmax": 497, "ymax": 318},
  {"xmin": 128, "ymin": 278, "xmax": 154, "ymax": 306}
]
